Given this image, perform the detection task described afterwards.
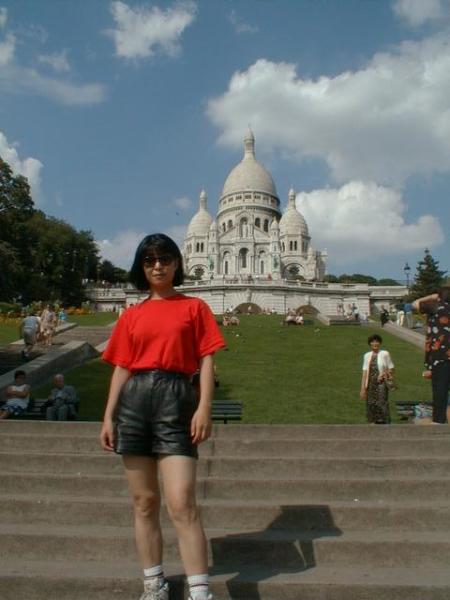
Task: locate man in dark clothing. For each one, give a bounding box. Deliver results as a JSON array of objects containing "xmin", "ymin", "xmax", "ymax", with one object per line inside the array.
[{"xmin": 413, "ymin": 286, "xmax": 450, "ymax": 424}]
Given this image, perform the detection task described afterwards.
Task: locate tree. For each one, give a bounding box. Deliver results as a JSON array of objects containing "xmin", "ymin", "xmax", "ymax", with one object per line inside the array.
[
  {"xmin": 410, "ymin": 248, "xmax": 446, "ymax": 299},
  {"xmin": 377, "ymin": 278, "xmax": 400, "ymax": 286}
]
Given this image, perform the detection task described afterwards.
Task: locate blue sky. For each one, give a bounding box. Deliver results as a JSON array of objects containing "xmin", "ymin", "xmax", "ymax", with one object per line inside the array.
[{"xmin": 0, "ymin": 0, "xmax": 448, "ymax": 280}]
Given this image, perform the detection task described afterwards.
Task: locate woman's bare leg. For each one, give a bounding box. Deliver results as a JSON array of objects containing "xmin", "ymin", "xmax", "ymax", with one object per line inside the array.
[
  {"xmin": 159, "ymin": 455, "xmax": 208, "ymax": 575},
  {"xmin": 122, "ymin": 455, "xmax": 163, "ymax": 567}
]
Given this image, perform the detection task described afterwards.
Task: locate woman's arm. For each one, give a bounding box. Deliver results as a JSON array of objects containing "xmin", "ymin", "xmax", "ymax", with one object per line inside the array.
[
  {"xmin": 191, "ymin": 354, "xmax": 215, "ymax": 444},
  {"xmin": 412, "ymin": 293, "xmax": 439, "ymax": 312},
  {"xmin": 360, "ymin": 371, "xmax": 367, "ymax": 400},
  {"xmin": 100, "ymin": 365, "xmax": 131, "ymax": 451}
]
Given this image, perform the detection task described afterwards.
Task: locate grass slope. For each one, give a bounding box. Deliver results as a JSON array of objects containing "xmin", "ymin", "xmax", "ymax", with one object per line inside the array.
[{"xmin": 34, "ymin": 315, "xmax": 430, "ymax": 424}]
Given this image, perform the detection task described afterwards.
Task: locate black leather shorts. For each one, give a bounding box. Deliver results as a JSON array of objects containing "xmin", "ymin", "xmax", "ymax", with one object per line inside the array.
[{"xmin": 114, "ymin": 370, "xmax": 199, "ymax": 458}]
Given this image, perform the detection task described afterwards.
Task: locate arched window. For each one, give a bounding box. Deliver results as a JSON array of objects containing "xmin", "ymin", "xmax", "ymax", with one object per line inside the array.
[
  {"xmin": 223, "ymin": 251, "xmax": 230, "ymax": 276},
  {"xmin": 222, "ymin": 223, "xmax": 226, "ymax": 232},
  {"xmin": 255, "ymin": 217, "xmax": 261, "ymax": 228},
  {"xmin": 294, "ymin": 241, "xmax": 298, "ymax": 251},
  {"xmin": 240, "ymin": 218, "xmax": 248, "ymax": 237},
  {"xmin": 228, "ymin": 219, "xmax": 233, "ymax": 230},
  {"xmin": 200, "ymin": 242, "xmax": 204, "ymax": 252},
  {"xmin": 289, "ymin": 241, "xmax": 293, "ymax": 251},
  {"xmin": 259, "ymin": 250, "xmax": 266, "ymax": 275},
  {"xmin": 239, "ymin": 248, "xmax": 248, "ymax": 269},
  {"xmin": 263, "ymin": 219, "xmax": 269, "ymax": 232},
  {"xmin": 195, "ymin": 243, "xmax": 199, "ymax": 252}
]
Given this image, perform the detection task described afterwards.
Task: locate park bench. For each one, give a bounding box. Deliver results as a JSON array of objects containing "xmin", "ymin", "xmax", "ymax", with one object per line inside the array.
[
  {"xmin": 212, "ymin": 401, "xmax": 243, "ymax": 424},
  {"xmin": 395, "ymin": 400, "xmax": 432, "ymax": 421}
]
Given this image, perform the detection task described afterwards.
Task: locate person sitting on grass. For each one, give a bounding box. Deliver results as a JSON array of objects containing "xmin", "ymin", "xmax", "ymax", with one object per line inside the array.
[
  {"xmin": 45, "ymin": 374, "xmax": 78, "ymax": 421},
  {"xmin": 0, "ymin": 370, "xmax": 31, "ymax": 419}
]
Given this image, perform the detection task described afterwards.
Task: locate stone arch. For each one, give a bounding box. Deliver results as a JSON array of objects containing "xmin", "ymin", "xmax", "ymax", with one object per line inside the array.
[
  {"xmin": 234, "ymin": 302, "xmax": 262, "ymax": 315},
  {"xmin": 283, "ymin": 263, "xmax": 304, "ymax": 280},
  {"xmin": 295, "ymin": 304, "xmax": 319, "ymax": 316},
  {"xmin": 189, "ymin": 264, "xmax": 206, "ymax": 280}
]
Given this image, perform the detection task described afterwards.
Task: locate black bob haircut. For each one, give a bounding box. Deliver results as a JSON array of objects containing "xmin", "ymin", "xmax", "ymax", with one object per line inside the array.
[
  {"xmin": 14, "ymin": 370, "xmax": 26, "ymax": 379},
  {"xmin": 129, "ymin": 233, "xmax": 184, "ymax": 290},
  {"xmin": 368, "ymin": 334, "xmax": 382, "ymax": 345}
]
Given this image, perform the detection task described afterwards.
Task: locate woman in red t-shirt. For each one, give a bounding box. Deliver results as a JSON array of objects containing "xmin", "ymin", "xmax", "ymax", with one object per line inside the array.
[{"xmin": 100, "ymin": 234, "xmax": 225, "ymax": 600}]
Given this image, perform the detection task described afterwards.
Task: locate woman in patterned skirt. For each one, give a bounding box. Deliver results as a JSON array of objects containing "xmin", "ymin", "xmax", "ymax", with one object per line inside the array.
[{"xmin": 360, "ymin": 334, "xmax": 395, "ymax": 424}]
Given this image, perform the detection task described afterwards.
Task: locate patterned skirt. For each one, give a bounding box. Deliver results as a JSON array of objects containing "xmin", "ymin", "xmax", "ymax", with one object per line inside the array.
[{"xmin": 366, "ymin": 361, "xmax": 390, "ymax": 424}]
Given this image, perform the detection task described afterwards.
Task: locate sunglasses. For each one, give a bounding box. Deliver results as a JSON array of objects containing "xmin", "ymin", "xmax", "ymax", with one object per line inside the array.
[{"xmin": 142, "ymin": 255, "xmax": 174, "ymax": 268}]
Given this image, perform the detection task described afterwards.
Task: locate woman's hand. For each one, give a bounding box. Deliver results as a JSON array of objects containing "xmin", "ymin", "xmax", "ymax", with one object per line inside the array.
[
  {"xmin": 422, "ymin": 370, "xmax": 432, "ymax": 380},
  {"xmin": 100, "ymin": 417, "xmax": 115, "ymax": 452},
  {"xmin": 359, "ymin": 389, "xmax": 367, "ymax": 401},
  {"xmin": 191, "ymin": 405, "xmax": 212, "ymax": 444}
]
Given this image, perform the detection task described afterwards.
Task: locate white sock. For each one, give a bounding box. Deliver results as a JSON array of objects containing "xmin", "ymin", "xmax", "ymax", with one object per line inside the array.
[
  {"xmin": 143, "ymin": 564, "xmax": 164, "ymax": 587},
  {"xmin": 187, "ymin": 573, "xmax": 209, "ymax": 599}
]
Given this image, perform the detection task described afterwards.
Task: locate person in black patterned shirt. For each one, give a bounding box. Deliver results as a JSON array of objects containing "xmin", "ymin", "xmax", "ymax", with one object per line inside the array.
[{"xmin": 413, "ymin": 286, "xmax": 450, "ymax": 424}]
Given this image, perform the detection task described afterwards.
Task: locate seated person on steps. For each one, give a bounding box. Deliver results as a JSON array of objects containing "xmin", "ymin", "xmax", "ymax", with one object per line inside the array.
[
  {"xmin": 0, "ymin": 370, "xmax": 31, "ymax": 419},
  {"xmin": 45, "ymin": 374, "xmax": 79, "ymax": 421}
]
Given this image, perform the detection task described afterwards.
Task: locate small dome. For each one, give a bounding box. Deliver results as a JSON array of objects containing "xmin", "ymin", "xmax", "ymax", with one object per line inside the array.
[
  {"xmin": 221, "ymin": 130, "xmax": 277, "ymax": 198},
  {"xmin": 209, "ymin": 220, "xmax": 218, "ymax": 231},
  {"xmin": 270, "ymin": 219, "xmax": 279, "ymax": 230},
  {"xmin": 186, "ymin": 190, "xmax": 213, "ymax": 237},
  {"xmin": 279, "ymin": 189, "xmax": 309, "ymax": 236}
]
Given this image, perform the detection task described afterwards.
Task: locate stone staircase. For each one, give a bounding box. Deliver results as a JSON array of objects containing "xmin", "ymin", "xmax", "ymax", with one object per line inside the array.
[{"xmin": 1, "ymin": 422, "xmax": 450, "ymax": 599}]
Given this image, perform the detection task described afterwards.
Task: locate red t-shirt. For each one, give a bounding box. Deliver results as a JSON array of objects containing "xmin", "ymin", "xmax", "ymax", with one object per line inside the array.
[{"xmin": 102, "ymin": 294, "xmax": 226, "ymax": 374}]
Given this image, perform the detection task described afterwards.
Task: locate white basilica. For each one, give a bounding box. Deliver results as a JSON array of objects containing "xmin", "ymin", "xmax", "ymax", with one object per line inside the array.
[{"xmin": 183, "ymin": 130, "xmax": 327, "ymax": 282}]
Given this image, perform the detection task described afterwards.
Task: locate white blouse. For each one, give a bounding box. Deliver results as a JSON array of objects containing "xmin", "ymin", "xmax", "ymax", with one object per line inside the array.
[{"xmin": 362, "ymin": 350, "xmax": 395, "ymax": 389}]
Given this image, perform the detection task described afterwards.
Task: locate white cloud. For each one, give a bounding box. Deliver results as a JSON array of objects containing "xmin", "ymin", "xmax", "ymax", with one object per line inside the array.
[
  {"xmin": 392, "ymin": 0, "xmax": 448, "ymax": 26},
  {"xmin": 173, "ymin": 196, "xmax": 192, "ymax": 211},
  {"xmin": 0, "ymin": 130, "xmax": 43, "ymax": 203},
  {"xmin": 165, "ymin": 224, "xmax": 187, "ymax": 246},
  {"xmin": 297, "ymin": 181, "xmax": 444, "ymax": 265},
  {"xmin": 207, "ymin": 32, "xmax": 450, "ymax": 186},
  {"xmin": 0, "ymin": 32, "xmax": 15, "ymax": 65},
  {"xmin": 228, "ymin": 10, "xmax": 258, "ymax": 35},
  {"xmin": 0, "ymin": 7, "xmax": 7, "ymax": 29},
  {"xmin": 0, "ymin": 64, "xmax": 106, "ymax": 105},
  {"xmin": 97, "ymin": 229, "xmax": 147, "ymax": 269},
  {"xmin": 38, "ymin": 50, "xmax": 71, "ymax": 72},
  {"xmin": 108, "ymin": 0, "xmax": 197, "ymax": 60}
]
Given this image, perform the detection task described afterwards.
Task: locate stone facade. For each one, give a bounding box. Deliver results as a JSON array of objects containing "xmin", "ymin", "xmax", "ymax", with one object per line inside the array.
[{"xmin": 183, "ymin": 130, "xmax": 327, "ymax": 282}]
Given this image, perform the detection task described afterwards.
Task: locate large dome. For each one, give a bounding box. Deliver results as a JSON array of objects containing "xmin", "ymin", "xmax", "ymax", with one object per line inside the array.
[
  {"xmin": 186, "ymin": 190, "xmax": 213, "ymax": 237},
  {"xmin": 279, "ymin": 189, "xmax": 309, "ymax": 236},
  {"xmin": 221, "ymin": 130, "xmax": 277, "ymax": 198}
]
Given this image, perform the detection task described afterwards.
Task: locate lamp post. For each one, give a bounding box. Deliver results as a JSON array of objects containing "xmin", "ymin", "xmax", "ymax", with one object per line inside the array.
[{"xmin": 404, "ymin": 262, "xmax": 411, "ymax": 290}]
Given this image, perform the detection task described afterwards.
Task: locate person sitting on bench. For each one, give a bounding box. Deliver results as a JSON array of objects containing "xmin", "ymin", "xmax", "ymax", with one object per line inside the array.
[
  {"xmin": 0, "ymin": 370, "xmax": 31, "ymax": 419},
  {"xmin": 45, "ymin": 374, "xmax": 78, "ymax": 421}
]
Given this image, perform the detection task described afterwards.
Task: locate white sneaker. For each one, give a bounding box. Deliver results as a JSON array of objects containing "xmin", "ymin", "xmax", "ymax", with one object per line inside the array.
[{"xmin": 139, "ymin": 579, "xmax": 169, "ymax": 600}]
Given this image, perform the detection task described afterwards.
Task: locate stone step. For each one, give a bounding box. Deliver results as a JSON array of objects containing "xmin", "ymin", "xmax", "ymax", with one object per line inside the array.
[
  {"xmin": 2, "ymin": 431, "xmax": 450, "ymax": 457},
  {"xmin": 3, "ymin": 420, "xmax": 450, "ymax": 439},
  {"xmin": 3, "ymin": 493, "xmax": 450, "ymax": 531},
  {"xmin": 3, "ymin": 451, "xmax": 450, "ymax": 480},
  {"xmin": 3, "ymin": 471, "xmax": 450, "ymax": 501},
  {"xmin": 1, "ymin": 560, "xmax": 450, "ymax": 600},
  {"xmin": 1, "ymin": 523, "xmax": 450, "ymax": 569}
]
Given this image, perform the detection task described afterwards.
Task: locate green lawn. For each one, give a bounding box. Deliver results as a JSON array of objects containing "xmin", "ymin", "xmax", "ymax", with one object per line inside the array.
[
  {"xmin": 0, "ymin": 313, "xmax": 118, "ymax": 345},
  {"xmin": 0, "ymin": 322, "xmax": 21, "ymax": 344},
  {"xmin": 67, "ymin": 313, "xmax": 118, "ymax": 327},
  {"xmin": 33, "ymin": 315, "xmax": 430, "ymax": 424}
]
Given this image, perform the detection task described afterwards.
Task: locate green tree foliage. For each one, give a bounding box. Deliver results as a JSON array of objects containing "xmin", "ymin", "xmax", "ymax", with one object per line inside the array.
[
  {"xmin": 410, "ymin": 248, "xmax": 446, "ymax": 299},
  {"xmin": 0, "ymin": 156, "xmax": 125, "ymax": 305},
  {"xmin": 377, "ymin": 278, "xmax": 400, "ymax": 286},
  {"xmin": 98, "ymin": 260, "xmax": 128, "ymax": 284}
]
